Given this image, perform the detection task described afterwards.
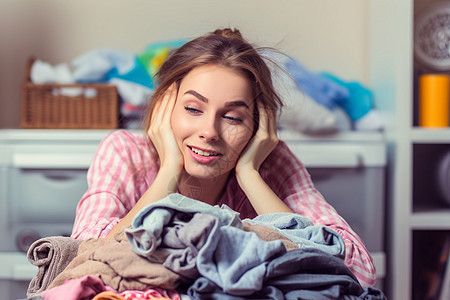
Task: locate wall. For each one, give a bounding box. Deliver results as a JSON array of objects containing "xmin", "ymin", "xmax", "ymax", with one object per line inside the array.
[{"xmin": 0, "ymin": 0, "xmax": 368, "ymax": 128}]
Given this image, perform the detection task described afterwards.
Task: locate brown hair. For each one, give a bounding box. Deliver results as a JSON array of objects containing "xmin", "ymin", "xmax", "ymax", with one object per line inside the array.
[{"xmin": 143, "ymin": 28, "xmax": 283, "ymax": 132}]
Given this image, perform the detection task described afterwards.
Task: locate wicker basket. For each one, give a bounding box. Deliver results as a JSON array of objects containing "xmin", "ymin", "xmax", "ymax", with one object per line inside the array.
[{"xmin": 20, "ymin": 58, "xmax": 119, "ymax": 129}]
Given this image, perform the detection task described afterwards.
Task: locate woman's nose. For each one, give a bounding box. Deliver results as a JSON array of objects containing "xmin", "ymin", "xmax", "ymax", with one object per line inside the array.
[{"xmin": 199, "ymin": 117, "xmax": 219, "ymax": 142}]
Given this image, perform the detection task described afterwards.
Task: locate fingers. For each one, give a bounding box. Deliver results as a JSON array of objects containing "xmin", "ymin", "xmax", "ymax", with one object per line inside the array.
[
  {"xmin": 256, "ymin": 101, "xmax": 278, "ymax": 145},
  {"xmin": 154, "ymin": 84, "xmax": 177, "ymax": 124},
  {"xmin": 149, "ymin": 83, "xmax": 178, "ymax": 136},
  {"xmin": 235, "ymin": 101, "xmax": 278, "ymax": 174}
]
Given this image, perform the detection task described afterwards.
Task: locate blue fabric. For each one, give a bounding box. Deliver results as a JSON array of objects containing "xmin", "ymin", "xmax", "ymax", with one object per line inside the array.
[
  {"xmin": 188, "ymin": 248, "xmax": 387, "ymax": 300},
  {"xmin": 196, "ymin": 225, "xmax": 286, "ymax": 295},
  {"xmin": 125, "ymin": 193, "xmax": 242, "ymax": 257},
  {"xmin": 105, "ymin": 57, "xmax": 153, "ymax": 88},
  {"xmin": 72, "ymin": 48, "xmax": 153, "ymax": 88},
  {"xmin": 243, "ymin": 212, "xmax": 314, "ymax": 229},
  {"xmin": 321, "ymin": 73, "xmax": 374, "ymax": 121},
  {"xmin": 126, "ymin": 195, "xmax": 386, "ymax": 299},
  {"xmin": 283, "ymin": 57, "xmax": 349, "ymax": 110},
  {"xmin": 126, "ymin": 194, "xmax": 286, "ymax": 294},
  {"xmin": 156, "ymin": 212, "xmax": 218, "ymax": 279},
  {"xmin": 244, "ymin": 213, "xmax": 346, "ymax": 258}
]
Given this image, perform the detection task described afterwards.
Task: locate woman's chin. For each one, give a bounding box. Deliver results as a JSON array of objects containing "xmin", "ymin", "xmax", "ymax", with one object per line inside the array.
[{"xmin": 183, "ymin": 166, "xmax": 230, "ymax": 181}]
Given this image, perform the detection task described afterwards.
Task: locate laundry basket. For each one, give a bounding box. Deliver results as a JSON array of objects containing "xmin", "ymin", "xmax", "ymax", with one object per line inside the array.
[{"xmin": 20, "ymin": 58, "xmax": 119, "ymax": 129}]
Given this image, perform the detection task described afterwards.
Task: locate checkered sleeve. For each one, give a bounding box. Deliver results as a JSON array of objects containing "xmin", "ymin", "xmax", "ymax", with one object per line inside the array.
[{"xmin": 71, "ymin": 130, "xmax": 155, "ymax": 240}]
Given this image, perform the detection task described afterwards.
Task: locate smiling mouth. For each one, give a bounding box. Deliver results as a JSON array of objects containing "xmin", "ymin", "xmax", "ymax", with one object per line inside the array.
[{"xmin": 188, "ymin": 146, "xmax": 221, "ymax": 157}]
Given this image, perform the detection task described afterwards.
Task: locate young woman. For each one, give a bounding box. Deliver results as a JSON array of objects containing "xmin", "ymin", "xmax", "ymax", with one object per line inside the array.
[{"xmin": 71, "ymin": 28, "xmax": 377, "ymax": 287}]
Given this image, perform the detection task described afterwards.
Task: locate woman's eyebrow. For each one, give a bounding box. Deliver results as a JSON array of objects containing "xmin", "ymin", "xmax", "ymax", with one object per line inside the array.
[
  {"xmin": 184, "ymin": 90, "xmax": 208, "ymax": 103},
  {"xmin": 184, "ymin": 89, "xmax": 249, "ymax": 109},
  {"xmin": 225, "ymin": 100, "xmax": 249, "ymax": 109}
]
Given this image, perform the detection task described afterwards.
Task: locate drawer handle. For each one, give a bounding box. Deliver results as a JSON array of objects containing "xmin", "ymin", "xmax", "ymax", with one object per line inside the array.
[{"xmin": 42, "ymin": 172, "xmax": 81, "ymax": 181}]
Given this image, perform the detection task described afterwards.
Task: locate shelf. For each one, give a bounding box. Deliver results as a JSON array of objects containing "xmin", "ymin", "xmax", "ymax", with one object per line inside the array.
[
  {"xmin": 411, "ymin": 128, "xmax": 450, "ymax": 143},
  {"xmin": 411, "ymin": 209, "xmax": 450, "ymax": 230},
  {"xmin": 0, "ymin": 129, "xmax": 119, "ymax": 142},
  {"xmin": 0, "ymin": 129, "xmax": 388, "ymax": 143},
  {"xmin": 278, "ymin": 130, "xmax": 385, "ymax": 142}
]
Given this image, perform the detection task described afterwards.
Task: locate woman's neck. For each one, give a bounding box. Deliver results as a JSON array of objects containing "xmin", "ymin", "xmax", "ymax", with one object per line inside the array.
[{"xmin": 178, "ymin": 171, "xmax": 230, "ymax": 205}]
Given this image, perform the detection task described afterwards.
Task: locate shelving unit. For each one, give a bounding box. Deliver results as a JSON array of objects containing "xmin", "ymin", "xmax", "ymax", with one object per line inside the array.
[{"xmin": 370, "ymin": 0, "xmax": 450, "ymax": 299}]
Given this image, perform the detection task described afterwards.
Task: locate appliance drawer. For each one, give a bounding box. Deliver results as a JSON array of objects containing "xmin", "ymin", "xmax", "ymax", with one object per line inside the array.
[
  {"xmin": 2, "ymin": 168, "xmax": 88, "ymax": 252},
  {"xmin": 308, "ymin": 166, "xmax": 385, "ymax": 252}
]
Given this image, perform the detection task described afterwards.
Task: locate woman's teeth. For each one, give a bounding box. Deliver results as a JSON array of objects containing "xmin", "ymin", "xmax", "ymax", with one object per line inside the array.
[{"xmin": 191, "ymin": 147, "xmax": 219, "ymax": 157}]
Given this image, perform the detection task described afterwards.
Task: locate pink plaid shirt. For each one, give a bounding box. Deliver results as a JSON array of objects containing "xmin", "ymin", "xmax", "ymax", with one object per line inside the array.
[{"xmin": 71, "ymin": 130, "xmax": 377, "ymax": 287}]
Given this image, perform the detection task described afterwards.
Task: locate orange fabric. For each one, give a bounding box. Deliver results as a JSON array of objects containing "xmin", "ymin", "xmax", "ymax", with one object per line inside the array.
[{"xmin": 92, "ymin": 291, "xmax": 125, "ymax": 300}]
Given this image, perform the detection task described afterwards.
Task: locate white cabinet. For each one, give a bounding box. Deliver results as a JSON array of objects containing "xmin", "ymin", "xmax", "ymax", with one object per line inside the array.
[
  {"xmin": 370, "ymin": 1, "xmax": 450, "ymax": 299},
  {"xmin": 0, "ymin": 129, "xmax": 387, "ymax": 298}
]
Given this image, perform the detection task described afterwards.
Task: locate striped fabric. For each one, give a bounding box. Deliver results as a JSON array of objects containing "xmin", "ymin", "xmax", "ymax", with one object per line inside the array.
[{"xmin": 71, "ymin": 130, "xmax": 377, "ymax": 287}]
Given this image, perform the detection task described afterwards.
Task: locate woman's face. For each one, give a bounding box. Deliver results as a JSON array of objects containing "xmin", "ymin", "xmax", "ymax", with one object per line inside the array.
[{"xmin": 171, "ymin": 64, "xmax": 255, "ymax": 180}]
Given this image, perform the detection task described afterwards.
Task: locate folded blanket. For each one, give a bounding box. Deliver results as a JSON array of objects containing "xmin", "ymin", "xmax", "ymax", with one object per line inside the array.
[{"xmin": 26, "ymin": 236, "xmax": 82, "ymax": 298}]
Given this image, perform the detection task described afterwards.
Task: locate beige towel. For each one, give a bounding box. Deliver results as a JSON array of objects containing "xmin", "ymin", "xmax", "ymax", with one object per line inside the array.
[
  {"xmin": 26, "ymin": 236, "xmax": 82, "ymax": 297},
  {"xmin": 47, "ymin": 231, "xmax": 182, "ymax": 292}
]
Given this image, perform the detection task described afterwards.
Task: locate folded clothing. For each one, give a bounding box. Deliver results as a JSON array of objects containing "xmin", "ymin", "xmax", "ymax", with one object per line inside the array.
[
  {"xmin": 41, "ymin": 275, "xmax": 108, "ymax": 300},
  {"xmin": 188, "ymin": 247, "xmax": 386, "ymax": 300},
  {"xmin": 46, "ymin": 230, "xmax": 182, "ymax": 293},
  {"xmin": 26, "ymin": 236, "xmax": 82, "ymax": 298}
]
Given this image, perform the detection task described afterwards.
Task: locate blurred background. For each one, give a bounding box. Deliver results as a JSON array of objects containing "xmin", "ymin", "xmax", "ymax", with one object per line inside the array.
[{"xmin": 0, "ymin": 0, "xmax": 368, "ymax": 128}]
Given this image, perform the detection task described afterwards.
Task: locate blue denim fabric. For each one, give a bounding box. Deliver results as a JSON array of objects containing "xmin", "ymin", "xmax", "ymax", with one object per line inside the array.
[{"xmin": 244, "ymin": 213, "xmax": 346, "ymax": 258}]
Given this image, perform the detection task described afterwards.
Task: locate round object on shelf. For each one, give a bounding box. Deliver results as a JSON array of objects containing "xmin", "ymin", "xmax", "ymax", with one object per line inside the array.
[
  {"xmin": 414, "ymin": 2, "xmax": 450, "ymax": 71},
  {"xmin": 437, "ymin": 151, "xmax": 450, "ymax": 206}
]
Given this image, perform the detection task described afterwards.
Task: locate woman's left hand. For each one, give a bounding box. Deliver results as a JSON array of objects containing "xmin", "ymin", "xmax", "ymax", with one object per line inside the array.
[
  {"xmin": 235, "ymin": 101, "xmax": 293, "ymax": 216},
  {"xmin": 235, "ymin": 101, "xmax": 279, "ymax": 174}
]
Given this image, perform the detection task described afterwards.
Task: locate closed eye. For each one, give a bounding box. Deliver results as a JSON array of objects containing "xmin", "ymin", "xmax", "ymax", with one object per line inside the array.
[
  {"xmin": 224, "ymin": 115, "xmax": 243, "ymax": 123},
  {"xmin": 184, "ymin": 106, "xmax": 202, "ymax": 114}
]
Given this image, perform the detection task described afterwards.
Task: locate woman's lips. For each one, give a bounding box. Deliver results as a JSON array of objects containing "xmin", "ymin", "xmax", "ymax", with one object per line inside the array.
[{"xmin": 187, "ymin": 145, "xmax": 222, "ymax": 164}]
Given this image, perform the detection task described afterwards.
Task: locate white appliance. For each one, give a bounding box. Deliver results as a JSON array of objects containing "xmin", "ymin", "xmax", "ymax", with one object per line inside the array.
[{"xmin": 0, "ymin": 129, "xmax": 386, "ymax": 299}]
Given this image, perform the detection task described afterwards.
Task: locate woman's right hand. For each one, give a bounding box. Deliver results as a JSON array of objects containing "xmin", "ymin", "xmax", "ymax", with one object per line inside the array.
[
  {"xmin": 107, "ymin": 84, "xmax": 182, "ymax": 238},
  {"xmin": 148, "ymin": 83, "xmax": 184, "ymax": 175}
]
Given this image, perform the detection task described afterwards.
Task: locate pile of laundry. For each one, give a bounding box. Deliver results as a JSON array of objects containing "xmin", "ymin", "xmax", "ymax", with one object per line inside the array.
[
  {"xmin": 23, "ymin": 194, "xmax": 386, "ymax": 300},
  {"xmin": 29, "ymin": 40, "xmax": 383, "ymax": 132}
]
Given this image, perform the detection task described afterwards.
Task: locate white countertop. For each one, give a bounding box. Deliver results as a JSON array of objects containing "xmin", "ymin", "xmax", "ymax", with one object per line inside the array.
[
  {"xmin": 0, "ymin": 129, "xmax": 387, "ymax": 168},
  {"xmin": 0, "ymin": 129, "xmax": 385, "ymax": 143}
]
